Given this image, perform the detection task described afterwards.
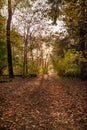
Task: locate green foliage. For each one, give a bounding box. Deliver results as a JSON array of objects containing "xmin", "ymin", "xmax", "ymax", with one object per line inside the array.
[
  {"xmin": 38, "ymin": 67, "xmax": 43, "ymax": 74},
  {"xmin": 0, "ymin": 15, "xmax": 7, "ymax": 74},
  {"xmin": 0, "ymin": 15, "xmax": 6, "ymax": 40},
  {"xmin": 54, "ymin": 37, "xmax": 70, "ymax": 57},
  {"xmin": 0, "ymin": 40, "xmax": 7, "ymax": 74},
  {"xmin": 11, "ymin": 29, "xmax": 23, "ymax": 46},
  {"xmin": 10, "ymin": 29, "xmax": 23, "ymax": 75},
  {"xmin": 49, "ymin": 0, "xmax": 87, "ymax": 79},
  {"xmin": 48, "ymin": 64, "xmax": 53, "ymax": 71},
  {"xmin": 13, "ymin": 65, "xmax": 23, "ymax": 75},
  {"xmin": 28, "ymin": 61, "xmax": 39, "ymax": 74},
  {"xmin": 53, "ymin": 49, "xmax": 80, "ymax": 77}
]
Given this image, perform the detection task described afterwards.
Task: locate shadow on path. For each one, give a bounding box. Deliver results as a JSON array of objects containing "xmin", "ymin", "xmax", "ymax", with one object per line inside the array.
[{"xmin": 0, "ymin": 74, "xmax": 87, "ymax": 130}]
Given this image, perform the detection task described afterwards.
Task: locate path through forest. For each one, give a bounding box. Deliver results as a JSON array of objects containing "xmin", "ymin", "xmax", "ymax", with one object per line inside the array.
[{"xmin": 0, "ymin": 73, "xmax": 87, "ymax": 130}]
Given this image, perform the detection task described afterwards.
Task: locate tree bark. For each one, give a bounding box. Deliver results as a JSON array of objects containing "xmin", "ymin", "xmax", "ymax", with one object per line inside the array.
[
  {"xmin": 79, "ymin": 1, "xmax": 87, "ymax": 80},
  {"xmin": 6, "ymin": 0, "xmax": 14, "ymax": 78},
  {"xmin": 80, "ymin": 32, "xmax": 87, "ymax": 80},
  {"xmin": 23, "ymin": 40, "xmax": 28, "ymax": 76},
  {"xmin": 23, "ymin": 27, "xmax": 29, "ymax": 76}
]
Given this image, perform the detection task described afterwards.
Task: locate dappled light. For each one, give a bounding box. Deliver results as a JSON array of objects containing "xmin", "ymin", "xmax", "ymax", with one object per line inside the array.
[{"xmin": 0, "ymin": 0, "xmax": 87, "ymax": 129}]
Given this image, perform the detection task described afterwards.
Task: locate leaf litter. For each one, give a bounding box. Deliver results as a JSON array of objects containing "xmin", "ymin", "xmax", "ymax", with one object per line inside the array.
[{"xmin": 0, "ymin": 74, "xmax": 87, "ymax": 130}]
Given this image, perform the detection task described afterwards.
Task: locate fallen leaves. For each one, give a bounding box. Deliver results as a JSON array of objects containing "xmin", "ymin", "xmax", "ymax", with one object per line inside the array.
[{"xmin": 0, "ymin": 75, "xmax": 87, "ymax": 129}]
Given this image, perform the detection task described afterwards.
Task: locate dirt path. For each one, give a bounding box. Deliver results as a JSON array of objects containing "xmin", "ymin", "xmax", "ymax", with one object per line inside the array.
[{"xmin": 0, "ymin": 74, "xmax": 87, "ymax": 130}]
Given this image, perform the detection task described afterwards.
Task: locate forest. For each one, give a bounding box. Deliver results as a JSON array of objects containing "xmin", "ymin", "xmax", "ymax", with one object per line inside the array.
[
  {"xmin": 0, "ymin": 0, "xmax": 87, "ymax": 79},
  {"xmin": 0, "ymin": 0, "xmax": 87, "ymax": 129}
]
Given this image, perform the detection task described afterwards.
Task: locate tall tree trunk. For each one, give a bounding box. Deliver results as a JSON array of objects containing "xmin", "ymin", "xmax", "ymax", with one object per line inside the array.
[
  {"xmin": 6, "ymin": 0, "xmax": 14, "ymax": 78},
  {"xmin": 79, "ymin": 1, "xmax": 87, "ymax": 80},
  {"xmin": 23, "ymin": 27, "xmax": 29, "ymax": 76},
  {"xmin": 23, "ymin": 40, "xmax": 28, "ymax": 76},
  {"xmin": 80, "ymin": 30, "xmax": 87, "ymax": 80}
]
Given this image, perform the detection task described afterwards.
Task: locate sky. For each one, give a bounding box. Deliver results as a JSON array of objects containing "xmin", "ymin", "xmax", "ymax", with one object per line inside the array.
[
  {"xmin": 1, "ymin": 0, "xmax": 66, "ymax": 35},
  {"xmin": 47, "ymin": 20, "xmax": 66, "ymax": 33}
]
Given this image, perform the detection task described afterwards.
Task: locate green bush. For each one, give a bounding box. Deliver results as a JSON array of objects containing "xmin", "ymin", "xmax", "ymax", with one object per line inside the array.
[
  {"xmin": 53, "ymin": 49, "xmax": 80, "ymax": 77},
  {"xmin": 28, "ymin": 61, "xmax": 39, "ymax": 74},
  {"xmin": 0, "ymin": 40, "xmax": 7, "ymax": 75}
]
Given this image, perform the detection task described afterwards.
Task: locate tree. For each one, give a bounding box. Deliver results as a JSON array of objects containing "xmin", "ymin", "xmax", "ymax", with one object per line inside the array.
[
  {"xmin": 10, "ymin": 28, "xmax": 23, "ymax": 75},
  {"xmin": 13, "ymin": 1, "xmax": 52, "ymax": 75},
  {"xmin": 78, "ymin": 1, "xmax": 87, "ymax": 79},
  {"xmin": 0, "ymin": 2, "xmax": 8, "ymax": 75},
  {"xmin": 47, "ymin": 0, "xmax": 62, "ymax": 24},
  {"xmin": 48, "ymin": 0, "xmax": 87, "ymax": 79},
  {"xmin": 6, "ymin": 0, "xmax": 31, "ymax": 77},
  {"xmin": 6, "ymin": 0, "xmax": 14, "ymax": 78},
  {"xmin": 63, "ymin": 0, "xmax": 87, "ymax": 79},
  {"xmin": 0, "ymin": 15, "xmax": 7, "ymax": 75}
]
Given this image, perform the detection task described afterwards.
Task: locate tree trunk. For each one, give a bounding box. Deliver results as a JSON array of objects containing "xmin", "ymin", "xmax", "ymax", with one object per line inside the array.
[
  {"xmin": 80, "ymin": 34, "xmax": 87, "ymax": 80},
  {"xmin": 23, "ymin": 27, "xmax": 29, "ymax": 76},
  {"xmin": 80, "ymin": 36, "xmax": 87, "ymax": 80},
  {"xmin": 23, "ymin": 42, "xmax": 28, "ymax": 76},
  {"xmin": 6, "ymin": 0, "xmax": 14, "ymax": 78},
  {"xmin": 79, "ymin": 1, "xmax": 87, "ymax": 80}
]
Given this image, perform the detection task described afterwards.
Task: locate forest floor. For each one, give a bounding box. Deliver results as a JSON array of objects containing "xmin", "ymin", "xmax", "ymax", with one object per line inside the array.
[{"xmin": 0, "ymin": 72, "xmax": 87, "ymax": 130}]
